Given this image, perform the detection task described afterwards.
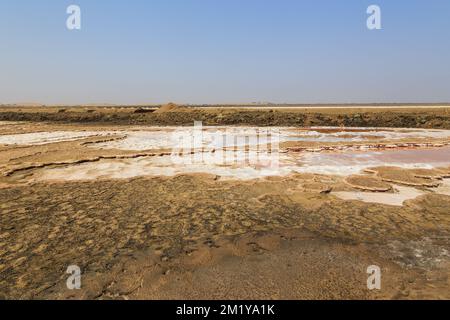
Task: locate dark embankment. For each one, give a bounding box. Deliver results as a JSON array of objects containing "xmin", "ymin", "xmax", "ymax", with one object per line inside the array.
[{"xmin": 1, "ymin": 107, "xmax": 450, "ymax": 128}]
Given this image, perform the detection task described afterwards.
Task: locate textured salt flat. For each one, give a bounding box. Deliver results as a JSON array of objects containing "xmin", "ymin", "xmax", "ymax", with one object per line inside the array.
[
  {"xmin": 36, "ymin": 153, "xmax": 293, "ymax": 181},
  {"xmin": 91, "ymin": 127, "xmax": 450, "ymax": 151},
  {"xmin": 291, "ymin": 146, "xmax": 450, "ymax": 176},
  {"xmin": 2, "ymin": 126, "xmax": 449, "ymax": 149},
  {"xmin": 286, "ymin": 127, "xmax": 450, "ymax": 143},
  {"xmin": 0, "ymin": 121, "xmax": 25, "ymax": 125},
  {"xmin": 0, "ymin": 131, "xmax": 110, "ymax": 145},
  {"xmin": 3, "ymin": 126, "xmax": 450, "ymax": 182},
  {"xmin": 35, "ymin": 146, "xmax": 450, "ymax": 181},
  {"xmin": 93, "ymin": 127, "xmax": 286, "ymax": 151}
]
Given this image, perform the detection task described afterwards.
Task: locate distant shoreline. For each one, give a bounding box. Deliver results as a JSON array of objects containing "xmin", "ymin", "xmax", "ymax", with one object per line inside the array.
[{"xmin": 1, "ymin": 103, "xmax": 450, "ymax": 109}]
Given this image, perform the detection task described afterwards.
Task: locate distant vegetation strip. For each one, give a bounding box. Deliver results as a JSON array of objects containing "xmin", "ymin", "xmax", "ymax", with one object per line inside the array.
[{"xmin": 1, "ymin": 107, "xmax": 450, "ymax": 129}]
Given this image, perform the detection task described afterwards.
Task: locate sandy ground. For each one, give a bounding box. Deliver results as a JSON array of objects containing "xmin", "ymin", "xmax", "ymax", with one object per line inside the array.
[{"xmin": 0, "ymin": 109, "xmax": 449, "ymax": 300}]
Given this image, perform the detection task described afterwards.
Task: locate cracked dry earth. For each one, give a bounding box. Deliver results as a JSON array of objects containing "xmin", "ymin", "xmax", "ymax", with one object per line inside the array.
[{"xmin": 0, "ymin": 121, "xmax": 449, "ymax": 300}]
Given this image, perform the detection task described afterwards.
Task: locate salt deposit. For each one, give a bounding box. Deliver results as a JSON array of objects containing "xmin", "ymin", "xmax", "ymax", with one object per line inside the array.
[
  {"xmin": 17, "ymin": 126, "xmax": 450, "ymax": 182},
  {"xmin": 0, "ymin": 131, "xmax": 110, "ymax": 146},
  {"xmin": 333, "ymin": 186, "xmax": 425, "ymax": 206}
]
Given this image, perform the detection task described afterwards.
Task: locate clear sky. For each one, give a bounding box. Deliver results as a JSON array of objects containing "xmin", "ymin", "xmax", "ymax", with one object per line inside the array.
[{"xmin": 1, "ymin": 0, "xmax": 449, "ymax": 105}]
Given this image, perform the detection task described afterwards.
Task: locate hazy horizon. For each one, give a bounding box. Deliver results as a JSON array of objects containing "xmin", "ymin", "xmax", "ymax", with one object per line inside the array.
[
  {"xmin": 2, "ymin": 102, "xmax": 450, "ymax": 107},
  {"xmin": 1, "ymin": 0, "xmax": 450, "ymax": 105}
]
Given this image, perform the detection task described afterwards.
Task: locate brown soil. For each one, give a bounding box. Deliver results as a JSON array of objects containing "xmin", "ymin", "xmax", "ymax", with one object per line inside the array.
[
  {"xmin": 153, "ymin": 103, "xmax": 180, "ymax": 114},
  {"xmin": 1, "ymin": 173, "xmax": 449, "ymax": 299},
  {"xmin": 298, "ymin": 181, "xmax": 332, "ymax": 193},
  {"xmin": 344, "ymin": 175, "xmax": 393, "ymax": 192},
  {"xmin": 366, "ymin": 167, "xmax": 443, "ymax": 187}
]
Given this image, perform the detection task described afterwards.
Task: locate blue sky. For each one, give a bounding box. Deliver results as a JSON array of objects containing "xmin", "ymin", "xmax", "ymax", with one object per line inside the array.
[{"xmin": 1, "ymin": 0, "xmax": 449, "ymax": 104}]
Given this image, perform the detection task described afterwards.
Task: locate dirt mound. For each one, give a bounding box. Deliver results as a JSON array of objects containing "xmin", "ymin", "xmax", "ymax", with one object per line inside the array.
[{"xmin": 154, "ymin": 103, "xmax": 179, "ymax": 114}]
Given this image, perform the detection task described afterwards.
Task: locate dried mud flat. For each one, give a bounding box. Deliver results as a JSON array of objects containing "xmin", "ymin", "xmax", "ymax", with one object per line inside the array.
[{"xmin": 0, "ymin": 110, "xmax": 449, "ymax": 300}]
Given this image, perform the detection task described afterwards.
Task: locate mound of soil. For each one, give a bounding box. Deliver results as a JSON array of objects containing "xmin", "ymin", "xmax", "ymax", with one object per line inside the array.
[{"xmin": 154, "ymin": 103, "xmax": 179, "ymax": 114}]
